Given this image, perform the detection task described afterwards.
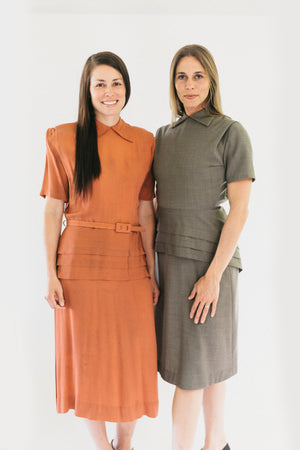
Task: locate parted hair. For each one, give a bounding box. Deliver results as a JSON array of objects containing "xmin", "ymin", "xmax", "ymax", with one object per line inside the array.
[
  {"xmin": 170, "ymin": 44, "xmax": 223, "ymax": 124},
  {"xmin": 74, "ymin": 51, "xmax": 131, "ymax": 197}
]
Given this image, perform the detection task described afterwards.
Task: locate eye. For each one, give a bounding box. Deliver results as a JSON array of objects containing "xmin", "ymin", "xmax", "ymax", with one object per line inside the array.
[
  {"xmin": 177, "ymin": 74, "xmax": 186, "ymax": 80},
  {"xmin": 113, "ymin": 81, "xmax": 122, "ymax": 87},
  {"xmin": 96, "ymin": 82, "xmax": 105, "ymax": 88},
  {"xmin": 195, "ymin": 74, "xmax": 203, "ymax": 80}
]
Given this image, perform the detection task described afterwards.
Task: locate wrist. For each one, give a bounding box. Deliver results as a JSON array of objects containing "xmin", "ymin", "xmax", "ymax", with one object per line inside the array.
[
  {"xmin": 148, "ymin": 269, "xmax": 156, "ymax": 279},
  {"xmin": 47, "ymin": 269, "xmax": 58, "ymax": 279},
  {"xmin": 205, "ymin": 266, "xmax": 223, "ymax": 283}
]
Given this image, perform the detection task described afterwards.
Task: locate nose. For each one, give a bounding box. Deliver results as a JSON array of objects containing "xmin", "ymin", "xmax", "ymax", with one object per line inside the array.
[
  {"xmin": 185, "ymin": 77, "xmax": 194, "ymax": 89},
  {"xmin": 104, "ymin": 85, "xmax": 113, "ymax": 96}
]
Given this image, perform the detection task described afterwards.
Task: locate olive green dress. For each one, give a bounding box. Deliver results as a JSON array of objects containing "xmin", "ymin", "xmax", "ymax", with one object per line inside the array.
[{"xmin": 154, "ymin": 109, "xmax": 255, "ymax": 389}]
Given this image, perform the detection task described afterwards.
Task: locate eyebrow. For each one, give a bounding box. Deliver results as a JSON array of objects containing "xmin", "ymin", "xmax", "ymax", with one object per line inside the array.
[
  {"xmin": 94, "ymin": 78, "xmax": 122, "ymax": 82},
  {"xmin": 176, "ymin": 71, "xmax": 205, "ymax": 75}
]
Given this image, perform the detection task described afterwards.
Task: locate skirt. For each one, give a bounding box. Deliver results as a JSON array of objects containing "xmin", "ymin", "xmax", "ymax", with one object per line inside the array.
[
  {"xmin": 155, "ymin": 253, "xmax": 239, "ymax": 390},
  {"xmin": 55, "ymin": 277, "xmax": 158, "ymax": 422}
]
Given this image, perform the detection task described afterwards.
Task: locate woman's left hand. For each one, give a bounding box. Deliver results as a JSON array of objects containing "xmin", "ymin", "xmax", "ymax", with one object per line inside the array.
[
  {"xmin": 188, "ymin": 274, "xmax": 220, "ymax": 324},
  {"xmin": 150, "ymin": 276, "xmax": 160, "ymax": 306}
]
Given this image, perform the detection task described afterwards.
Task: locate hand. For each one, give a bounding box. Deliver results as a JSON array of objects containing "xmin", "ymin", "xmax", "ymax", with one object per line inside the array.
[
  {"xmin": 188, "ymin": 274, "xmax": 220, "ymax": 324},
  {"xmin": 45, "ymin": 275, "xmax": 65, "ymax": 309},
  {"xmin": 150, "ymin": 276, "xmax": 160, "ymax": 306}
]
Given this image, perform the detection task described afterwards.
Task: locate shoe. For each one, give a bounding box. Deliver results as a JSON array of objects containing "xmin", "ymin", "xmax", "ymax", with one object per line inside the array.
[
  {"xmin": 201, "ymin": 445, "xmax": 230, "ymax": 450},
  {"xmin": 110, "ymin": 439, "xmax": 134, "ymax": 450}
]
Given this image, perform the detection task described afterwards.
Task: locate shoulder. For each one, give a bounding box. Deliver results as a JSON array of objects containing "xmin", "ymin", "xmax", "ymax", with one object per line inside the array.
[
  {"xmin": 155, "ymin": 123, "xmax": 172, "ymax": 140},
  {"xmin": 46, "ymin": 122, "xmax": 77, "ymax": 155},
  {"xmin": 49, "ymin": 122, "xmax": 77, "ymax": 139},
  {"xmin": 222, "ymin": 119, "xmax": 253, "ymax": 163},
  {"xmin": 125, "ymin": 122, "xmax": 155, "ymax": 145},
  {"xmin": 208, "ymin": 114, "xmax": 236, "ymax": 135},
  {"xmin": 222, "ymin": 120, "xmax": 251, "ymax": 143},
  {"xmin": 47, "ymin": 122, "xmax": 77, "ymax": 138},
  {"xmin": 205, "ymin": 116, "xmax": 251, "ymax": 147}
]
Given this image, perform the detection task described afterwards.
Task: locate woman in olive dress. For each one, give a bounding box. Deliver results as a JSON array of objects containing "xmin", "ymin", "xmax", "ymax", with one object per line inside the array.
[{"xmin": 154, "ymin": 45, "xmax": 255, "ymax": 450}]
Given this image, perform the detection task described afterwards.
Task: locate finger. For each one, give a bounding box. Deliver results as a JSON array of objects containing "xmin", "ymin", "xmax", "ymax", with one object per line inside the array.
[
  {"xmin": 194, "ymin": 301, "xmax": 206, "ymax": 324},
  {"xmin": 51, "ymin": 292, "xmax": 63, "ymax": 309},
  {"xmin": 49, "ymin": 291, "xmax": 65, "ymax": 309},
  {"xmin": 189, "ymin": 290, "xmax": 203, "ymax": 318},
  {"xmin": 211, "ymin": 300, "xmax": 217, "ymax": 317},
  {"xmin": 188, "ymin": 286, "xmax": 197, "ymax": 300},
  {"xmin": 45, "ymin": 295, "xmax": 60, "ymax": 310},
  {"xmin": 200, "ymin": 304, "xmax": 210, "ymax": 324},
  {"xmin": 190, "ymin": 296, "xmax": 201, "ymax": 318},
  {"xmin": 153, "ymin": 289, "xmax": 159, "ymax": 306},
  {"xmin": 56, "ymin": 291, "xmax": 65, "ymax": 307}
]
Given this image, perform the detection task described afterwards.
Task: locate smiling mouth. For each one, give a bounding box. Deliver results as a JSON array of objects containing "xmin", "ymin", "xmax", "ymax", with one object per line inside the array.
[{"xmin": 102, "ymin": 100, "xmax": 118, "ymax": 105}]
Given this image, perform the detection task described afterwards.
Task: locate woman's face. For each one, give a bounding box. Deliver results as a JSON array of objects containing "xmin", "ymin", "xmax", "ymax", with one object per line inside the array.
[
  {"xmin": 175, "ymin": 56, "xmax": 210, "ymax": 116},
  {"xmin": 90, "ymin": 64, "xmax": 126, "ymax": 125}
]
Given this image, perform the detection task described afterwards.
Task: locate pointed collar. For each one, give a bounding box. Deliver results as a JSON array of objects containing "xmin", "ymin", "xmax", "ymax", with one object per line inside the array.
[
  {"xmin": 173, "ymin": 109, "xmax": 214, "ymax": 128},
  {"xmin": 95, "ymin": 118, "xmax": 133, "ymax": 142}
]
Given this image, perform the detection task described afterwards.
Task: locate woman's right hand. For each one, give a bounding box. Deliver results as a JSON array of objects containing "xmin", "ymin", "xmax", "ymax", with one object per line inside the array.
[{"xmin": 45, "ymin": 275, "xmax": 65, "ymax": 309}]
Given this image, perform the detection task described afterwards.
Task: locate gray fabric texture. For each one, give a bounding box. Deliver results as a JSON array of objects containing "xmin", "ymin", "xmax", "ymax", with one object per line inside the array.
[
  {"xmin": 153, "ymin": 109, "xmax": 255, "ymax": 271},
  {"xmin": 153, "ymin": 109, "xmax": 255, "ymax": 388},
  {"xmin": 155, "ymin": 254, "xmax": 239, "ymax": 389}
]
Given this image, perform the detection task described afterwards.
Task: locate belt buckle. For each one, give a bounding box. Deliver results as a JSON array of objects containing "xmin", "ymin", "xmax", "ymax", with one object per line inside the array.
[{"xmin": 115, "ymin": 222, "xmax": 132, "ymax": 233}]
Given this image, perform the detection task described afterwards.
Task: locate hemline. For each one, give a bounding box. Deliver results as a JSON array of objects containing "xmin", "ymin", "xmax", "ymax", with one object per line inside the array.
[
  {"xmin": 158, "ymin": 366, "xmax": 237, "ymax": 390},
  {"xmin": 56, "ymin": 402, "xmax": 159, "ymax": 423}
]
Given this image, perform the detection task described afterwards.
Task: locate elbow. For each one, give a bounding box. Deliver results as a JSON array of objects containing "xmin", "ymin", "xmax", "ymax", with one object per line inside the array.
[
  {"xmin": 44, "ymin": 207, "xmax": 64, "ymax": 223},
  {"xmin": 230, "ymin": 204, "xmax": 249, "ymax": 225},
  {"xmin": 239, "ymin": 205, "xmax": 249, "ymax": 225}
]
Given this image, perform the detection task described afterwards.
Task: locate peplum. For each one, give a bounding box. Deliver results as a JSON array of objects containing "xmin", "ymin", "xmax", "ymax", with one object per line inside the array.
[
  {"xmin": 154, "ymin": 112, "xmax": 255, "ymax": 271},
  {"xmin": 40, "ymin": 118, "xmax": 158, "ymax": 421}
]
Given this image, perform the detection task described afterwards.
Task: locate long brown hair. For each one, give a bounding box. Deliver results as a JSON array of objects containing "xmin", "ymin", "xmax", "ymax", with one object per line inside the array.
[
  {"xmin": 169, "ymin": 44, "xmax": 223, "ymax": 124},
  {"xmin": 74, "ymin": 51, "xmax": 131, "ymax": 197}
]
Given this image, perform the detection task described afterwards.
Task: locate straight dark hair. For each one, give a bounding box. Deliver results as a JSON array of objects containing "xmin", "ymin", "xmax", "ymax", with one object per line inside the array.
[{"xmin": 74, "ymin": 51, "xmax": 131, "ymax": 197}]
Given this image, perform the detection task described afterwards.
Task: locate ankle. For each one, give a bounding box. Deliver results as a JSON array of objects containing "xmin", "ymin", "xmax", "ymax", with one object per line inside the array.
[
  {"xmin": 112, "ymin": 438, "xmax": 132, "ymax": 450},
  {"xmin": 203, "ymin": 437, "xmax": 227, "ymax": 450}
]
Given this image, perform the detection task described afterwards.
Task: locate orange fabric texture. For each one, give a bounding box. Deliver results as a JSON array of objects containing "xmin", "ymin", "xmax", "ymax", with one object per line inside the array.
[{"xmin": 40, "ymin": 119, "xmax": 158, "ymax": 421}]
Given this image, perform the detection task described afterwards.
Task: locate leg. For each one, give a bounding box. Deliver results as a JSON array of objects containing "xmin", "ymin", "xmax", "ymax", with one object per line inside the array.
[
  {"xmin": 202, "ymin": 381, "xmax": 227, "ymax": 450},
  {"xmin": 113, "ymin": 420, "xmax": 137, "ymax": 450},
  {"xmin": 172, "ymin": 386, "xmax": 203, "ymax": 450},
  {"xmin": 85, "ymin": 419, "xmax": 112, "ymax": 450}
]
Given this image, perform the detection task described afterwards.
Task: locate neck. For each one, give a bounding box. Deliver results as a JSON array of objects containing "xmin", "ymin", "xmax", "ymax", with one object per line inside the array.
[
  {"xmin": 185, "ymin": 106, "xmax": 205, "ymax": 116},
  {"xmin": 95, "ymin": 114, "xmax": 120, "ymax": 127}
]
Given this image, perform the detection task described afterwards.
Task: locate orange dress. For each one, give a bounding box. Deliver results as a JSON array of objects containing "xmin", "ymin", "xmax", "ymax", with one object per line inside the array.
[{"xmin": 40, "ymin": 118, "xmax": 158, "ymax": 422}]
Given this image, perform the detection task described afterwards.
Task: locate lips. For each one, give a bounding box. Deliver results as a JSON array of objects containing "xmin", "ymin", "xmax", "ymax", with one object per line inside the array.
[
  {"xmin": 184, "ymin": 95, "xmax": 198, "ymax": 100},
  {"xmin": 102, "ymin": 100, "xmax": 118, "ymax": 105}
]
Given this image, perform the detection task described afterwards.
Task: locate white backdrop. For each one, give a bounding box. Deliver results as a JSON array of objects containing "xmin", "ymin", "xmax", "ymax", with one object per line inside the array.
[{"xmin": 1, "ymin": 1, "xmax": 299, "ymax": 449}]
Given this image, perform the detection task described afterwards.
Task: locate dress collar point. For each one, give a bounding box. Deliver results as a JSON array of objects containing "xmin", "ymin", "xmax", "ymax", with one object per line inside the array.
[
  {"xmin": 112, "ymin": 119, "xmax": 134, "ymax": 142},
  {"xmin": 173, "ymin": 109, "xmax": 213, "ymax": 127}
]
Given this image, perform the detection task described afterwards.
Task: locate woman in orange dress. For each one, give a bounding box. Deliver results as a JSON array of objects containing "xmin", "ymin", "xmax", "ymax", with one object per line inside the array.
[{"xmin": 40, "ymin": 51, "xmax": 159, "ymax": 450}]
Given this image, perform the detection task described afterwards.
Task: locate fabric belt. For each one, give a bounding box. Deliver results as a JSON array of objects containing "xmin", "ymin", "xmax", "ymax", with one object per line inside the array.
[{"xmin": 67, "ymin": 219, "xmax": 145, "ymax": 233}]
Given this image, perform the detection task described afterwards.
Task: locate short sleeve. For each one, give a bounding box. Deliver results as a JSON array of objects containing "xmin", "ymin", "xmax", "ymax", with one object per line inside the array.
[
  {"xmin": 40, "ymin": 128, "xmax": 69, "ymax": 201},
  {"xmin": 139, "ymin": 135, "xmax": 155, "ymax": 201},
  {"xmin": 224, "ymin": 121, "xmax": 255, "ymax": 184}
]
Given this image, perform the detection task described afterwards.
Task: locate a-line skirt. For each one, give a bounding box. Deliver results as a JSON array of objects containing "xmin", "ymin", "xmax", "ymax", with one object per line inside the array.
[
  {"xmin": 55, "ymin": 277, "xmax": 158, "ymax": 422},
  {"xmin": 155, "ymin": 252, "xmax": 239, "ymax": 390}
]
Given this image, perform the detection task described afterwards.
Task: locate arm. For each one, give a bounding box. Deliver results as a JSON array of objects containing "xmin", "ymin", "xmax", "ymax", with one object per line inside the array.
[
  {"xmin": 139, "ymin": 200, "xmax": 160, "ymax": 305},
  {"xmin": 44, "ymin": 197, "xmax": 65, "ymax": 309},
  {"xmin": 189, "ymin": 178, "xmax": 252, "ymax": 323}
]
